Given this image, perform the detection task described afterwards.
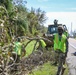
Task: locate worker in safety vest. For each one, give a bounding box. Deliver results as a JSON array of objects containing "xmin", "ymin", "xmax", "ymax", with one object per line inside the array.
[
  {"xmin": 53, "ymin": 25, "xmax": 67, "ymax": 75},
  {"xmin": 14, "ymin": 37, "xmax": 22, "ymax": 62}
]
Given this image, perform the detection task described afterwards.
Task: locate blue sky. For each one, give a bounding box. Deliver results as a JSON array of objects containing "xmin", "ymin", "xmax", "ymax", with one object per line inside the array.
[
  {"xmin": 26, "ymin": 0, "xmax": 76, "ymax": 33},
  {"xmin": 26, "ymin": 0, "xmax": 76, "ymax": 12}
]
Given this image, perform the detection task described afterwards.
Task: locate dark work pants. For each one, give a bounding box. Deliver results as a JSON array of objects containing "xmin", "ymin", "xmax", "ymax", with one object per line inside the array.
[
  {"xmin": 65, "ymin": 40, "xmax": 69, "ymax": 57},
  {"xmin": 56, "ymin": 53, "xmax": 65, "ymax": 75}
]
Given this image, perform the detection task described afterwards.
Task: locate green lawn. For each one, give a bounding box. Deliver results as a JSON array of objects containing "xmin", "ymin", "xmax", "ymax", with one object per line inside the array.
[
  {"xmin": 29, "ymin": 62, "xmax": 68, "ymax": 75},
  {"xmin": 29, "ymin": 62, "xmax": 57, "ymax": 75}
]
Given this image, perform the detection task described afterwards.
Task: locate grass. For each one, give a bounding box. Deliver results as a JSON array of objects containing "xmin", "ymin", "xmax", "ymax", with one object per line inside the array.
[
  {"xmin": 29, "ymin": 62, "xmax": 57, "ymax": 75},
  {"xmin": 29, "ymin": 62, "xmax": 68, "ymax": 75}
]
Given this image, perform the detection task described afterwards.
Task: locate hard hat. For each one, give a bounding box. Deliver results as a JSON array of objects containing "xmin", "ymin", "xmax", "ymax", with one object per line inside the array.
[{"xmin": 58, "ymin": 25, "xmax": 64, "ymax": 30}]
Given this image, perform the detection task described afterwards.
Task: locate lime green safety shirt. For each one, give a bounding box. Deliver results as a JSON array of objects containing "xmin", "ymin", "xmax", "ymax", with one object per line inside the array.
[
  {"xmin": 40, "ymin": 39, "xmax": 46, "ymax": 48},
  {"xmin": 14, "ymin": 42, "xmax": 22, "ymax": 55},
  {"xmin": 64, "ymin": 30, "xmax": 69, "ymax": 38},
  {"xmin": 54, "ymin": 33, "xmax": 66, "ymax": 53}
]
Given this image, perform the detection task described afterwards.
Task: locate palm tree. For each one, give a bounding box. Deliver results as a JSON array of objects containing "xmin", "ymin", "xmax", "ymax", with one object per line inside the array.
[{"xmin": 27, "ymin": 7, "xmax": 47, "ymax": 35}]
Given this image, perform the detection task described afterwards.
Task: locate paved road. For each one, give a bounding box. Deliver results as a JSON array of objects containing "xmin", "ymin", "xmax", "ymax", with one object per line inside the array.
[{"xmin": 66, "ymin": 38, "xmax": 76, "ymax": 75}]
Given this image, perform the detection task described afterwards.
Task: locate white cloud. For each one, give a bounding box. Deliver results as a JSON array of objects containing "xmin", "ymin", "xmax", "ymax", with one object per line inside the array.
[{"xmin": 44, "ymin": 12, "xmax": 76, "ymax": 33}]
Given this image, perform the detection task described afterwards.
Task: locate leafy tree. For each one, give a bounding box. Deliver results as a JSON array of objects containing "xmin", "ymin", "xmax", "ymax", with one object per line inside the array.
[
  {"xmin": 0, "ymin": 0, "xmax": 47, "ymax": 38},
  {"xmin": 0, "ymin": 0, "xmax": 13, "ymax": 12},
  {"xmin": 27, "ymin": 7, "xmax": 47, "ymax": 35},
  {"xmin": 12, "ymin": 0, "xmax": 28, "ymax": 36},
  {"xmin": 13, "ymin": 0, "xmax": 27, "ymax": 6},
  {"xmin": 0, "ymin": 6, "xmax": 11, "ymax": 44}
]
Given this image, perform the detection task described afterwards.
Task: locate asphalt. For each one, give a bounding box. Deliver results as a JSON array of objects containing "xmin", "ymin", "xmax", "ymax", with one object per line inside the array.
[{"xmin": 66, "ymin": 38, "xmax": 76, "ymax": 75}]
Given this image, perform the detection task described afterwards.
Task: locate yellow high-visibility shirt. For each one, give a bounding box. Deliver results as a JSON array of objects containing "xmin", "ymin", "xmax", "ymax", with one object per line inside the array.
[
  {"xmin": 40, "ymin": 40, "xmax": 46, "ymax": 48},
  {"xmin": 54, "ymin": 33, "xmax": 66, "ymax": 53}
]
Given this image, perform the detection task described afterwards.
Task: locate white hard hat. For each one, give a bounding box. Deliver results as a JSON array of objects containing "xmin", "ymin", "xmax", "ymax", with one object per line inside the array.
[{"xmin": 58, "ymin": 25, "xmax": 64, "ymax": 30}]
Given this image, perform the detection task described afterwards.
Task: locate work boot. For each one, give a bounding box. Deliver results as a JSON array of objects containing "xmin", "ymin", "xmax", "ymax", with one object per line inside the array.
[{"xmin": 61, "ymin": 66, "xmax": 66, "ymax": 75}]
